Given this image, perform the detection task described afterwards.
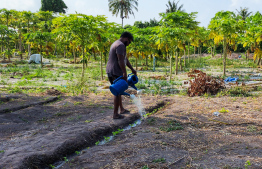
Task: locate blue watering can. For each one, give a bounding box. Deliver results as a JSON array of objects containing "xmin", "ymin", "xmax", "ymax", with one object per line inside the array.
[{"xmin": 110, "ymin": 73, "xmax": 138, "ymax": 96}]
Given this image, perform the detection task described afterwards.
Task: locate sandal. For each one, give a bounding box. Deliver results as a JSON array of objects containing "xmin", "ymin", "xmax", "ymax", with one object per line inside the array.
[
  {"xmin": 120, "ymin": 109, "xmax": 130, "ymax": 114},
  {"xmin": 113, "ymin": 114, "xmax": 125, "ymax": 119}
]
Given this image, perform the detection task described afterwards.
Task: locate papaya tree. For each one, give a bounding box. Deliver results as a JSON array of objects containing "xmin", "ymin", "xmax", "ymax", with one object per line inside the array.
[
  {"xmin": 209, "ymin": 11, "xmax": 244, "ymax": 76},
  {"xmin": 243, "ymin": 12, "xmax": 262, "ymax": 65},
  {"xmin": 53, "ymin": 14, "xmax": 106, "ymax": 79},
  {"xmin": 159, "ymin": 11, "xmax": 198, "ymax": 79}
]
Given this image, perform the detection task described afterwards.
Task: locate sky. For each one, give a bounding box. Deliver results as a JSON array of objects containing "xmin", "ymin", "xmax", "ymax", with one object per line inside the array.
[{"xmin": 1, "ymin": 0, "xmax": 262, "ymax": 28}]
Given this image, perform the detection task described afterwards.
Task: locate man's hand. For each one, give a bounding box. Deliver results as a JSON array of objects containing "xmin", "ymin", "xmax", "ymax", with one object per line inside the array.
[
  {"xmin": 123, "ymin": 73, "xmax": 127, "ymax": 82},
  {"xmin": 132, "ymin": 69, "xmax": 137, "ymax": 76}
]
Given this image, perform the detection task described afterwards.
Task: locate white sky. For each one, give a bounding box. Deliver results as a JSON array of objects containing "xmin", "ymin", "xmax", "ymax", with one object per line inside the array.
[{"xmin": 1, "ymin": 0, "xmax": 262, "ymax": 27}]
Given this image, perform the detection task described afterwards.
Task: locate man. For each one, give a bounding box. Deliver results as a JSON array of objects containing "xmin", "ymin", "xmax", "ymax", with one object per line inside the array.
[{"xmin": 106, "ymin": 32, "xmax": 137, "ymax": 119}]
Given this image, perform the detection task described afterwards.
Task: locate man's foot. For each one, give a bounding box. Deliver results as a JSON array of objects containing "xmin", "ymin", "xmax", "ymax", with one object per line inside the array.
[
  {"xmin": 120, "ymin": 109, "xmax": 130, "ymax": 114},
  {"xmin": 113, "ymin": 114, "xmax": 125, "ymax": 119}
]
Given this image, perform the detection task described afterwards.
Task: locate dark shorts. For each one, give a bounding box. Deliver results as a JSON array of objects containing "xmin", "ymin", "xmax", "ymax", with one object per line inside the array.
[{"xmin": 108, "ymin": 73, "xmax": 120, "ymax": 85}]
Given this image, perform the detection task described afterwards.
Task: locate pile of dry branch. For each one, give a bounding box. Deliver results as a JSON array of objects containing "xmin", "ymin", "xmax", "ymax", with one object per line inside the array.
[{"xmin": 187, "ymin": 70, "xmax": 225, "ymax": 97}]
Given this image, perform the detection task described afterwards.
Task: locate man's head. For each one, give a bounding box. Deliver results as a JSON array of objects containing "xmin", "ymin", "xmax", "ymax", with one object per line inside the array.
[{"xmin": 120, "ymin": 32, "xmax": 133, "ymax": 46}]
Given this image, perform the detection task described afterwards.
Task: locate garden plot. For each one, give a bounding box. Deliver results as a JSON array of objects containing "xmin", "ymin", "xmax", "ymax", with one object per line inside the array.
[
  {"xmin": 0, "ymin": 92, "xmax": 167, "ymax": 168},
  {"xmin": 56, "ymin": 95, "xmax": 262, "ymax": 169}
]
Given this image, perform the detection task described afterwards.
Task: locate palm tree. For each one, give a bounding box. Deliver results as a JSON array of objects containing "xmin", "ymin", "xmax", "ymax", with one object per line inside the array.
[
  {"xmin": 108, "ymin": 0, "xmax": 138, "ymax": 28},
  {"xmin": 236, "ymin": 7, "xmax": 252, "ymax": 21},
  {"xmin": 165, "ymin": 0, "xmax": 184, "ymax": 13}
]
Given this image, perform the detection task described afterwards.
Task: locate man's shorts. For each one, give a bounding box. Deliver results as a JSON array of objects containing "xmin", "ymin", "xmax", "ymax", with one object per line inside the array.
[{"xmin": 108, "ymin": 73, "xmax": 120, "ymax": 85}]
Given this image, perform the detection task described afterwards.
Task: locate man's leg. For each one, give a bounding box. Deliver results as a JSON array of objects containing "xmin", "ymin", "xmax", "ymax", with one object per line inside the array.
[
  {"xmin": 119, "ymin": 95, "xmax": 129, "ymax": 114},
  {"xmin": 113, "ymin": 95, "xmax": 120, "ymax": 118}
]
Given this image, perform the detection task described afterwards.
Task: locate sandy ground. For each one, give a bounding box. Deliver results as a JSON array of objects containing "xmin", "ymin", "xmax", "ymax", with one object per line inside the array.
[{"xmin": 0, "ymin": 89, "xmax": 262, "ymax": 169}]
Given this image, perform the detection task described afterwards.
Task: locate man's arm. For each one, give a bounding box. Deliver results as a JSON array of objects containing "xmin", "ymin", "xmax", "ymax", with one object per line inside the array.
[
  {"xmin": 126, "ymin": 58, "xmax": 137, "ymax": 76},
  {"xmin": 117, "ymin": 54, "xmax": 127, "ymax": 81}
]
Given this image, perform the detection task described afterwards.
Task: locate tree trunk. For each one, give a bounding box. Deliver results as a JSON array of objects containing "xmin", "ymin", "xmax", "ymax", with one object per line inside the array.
[
  {"xmin": 170, "ymin": 52, "xmax": 172, "ymax": 81},
  {"xmin": 198, "ymin": 47, "xmax": 200, "ymax": 59},
  {"xmin": 188, "ymin": 43, "xmax": 190, "ymax": 63},
  {"xmin": 81, "ymin": 47, "xmax": 85, "ymax": 80},
  {"xmin": 211, "ymin": 46, "xmax": 213, "ymax": 57},
  {"xmin": 100, "ymin": 52, "xmax": 103, "ymax": 80},
  {"xmin": 146, "ymin": 55, "xmax": 148, "ymax": 67},
  {"xmin": 184, "ymin": 49, "xmax": 186, "ymax": 67},
  {"xmin": 223, "ymin": 37, "xmax": 227, "ymax": 76},
  {"xmin": 64, "ymin": 46, "xmax": 66, "ymax": 58},
  {"xmin": 194, "ymin": 47, "xmax": 196, "ymax": 58},
  {"xmin": 179, "ymin": 53, "xmax": 182, "ymax": 71},
  {"xmin": 135, "ymin": 57, "xmax": 138, "ymax": 71},
  {"xmin": 19, "ymin": 30, "xmax": 22, "ymax": 60},
  {"xmin": 73, "ymin": 47, "xmax": 76, "ymax": 65},
  {"xmin": 28, "ymin": 44, "xmax": 31, "ymax": 59},
  {"xmin": 213, "ymin": 44, "xmax": 215, "ymax": 57},
  {"xmin": 40, "ymin": 44, "xmax": 43, "ymax": 68},
  {"xmin": 175, "ymin": 49, "xmax": 178, "ymax": 75},
  {"xmin": 153, "ymin": 54, "xmax": 156, "ymax": 72}
]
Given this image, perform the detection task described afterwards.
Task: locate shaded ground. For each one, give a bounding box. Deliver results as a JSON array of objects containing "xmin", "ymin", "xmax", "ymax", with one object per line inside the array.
[{"xmin": 0, "ymin": 90, "xmax": 262, "ymax": 169}]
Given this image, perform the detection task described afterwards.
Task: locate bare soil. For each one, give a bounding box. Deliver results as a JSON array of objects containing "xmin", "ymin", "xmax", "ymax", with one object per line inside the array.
[{"xmin": 0, "ymin": 91, "xmax": 262, "ymax": 169}]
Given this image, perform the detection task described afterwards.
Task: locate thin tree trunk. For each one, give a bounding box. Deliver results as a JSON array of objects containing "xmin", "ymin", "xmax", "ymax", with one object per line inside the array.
[
  {"xmin": 213, "ymin": 44, "xmax": 215, "ymax": 57},
  {"xmin": 194, "ymin": 47, "xmax": 196, "ymax": 58},
  {"xmin": 175, "ymin": 49, "xmax": 178, "ymax": 75},
  {"xmin": 184, "ymin": 49, "xmax": 186, "ymax": 67},
  {"xmin": 179, "ymin": 52, "xmax": 182, "ymax": 71},
  {"xmin": 153, "ymin": 54, "xmax": 155, "ymax": 72},
  {"xmin": 211, "ymin": 46, "xmax": 213, "ymax": 57},
  {"xmin": 64, "ymin": 46, "xmax": 66, "ymax": 58},
  {"xmin": 135, "ymin": 57, "xmax": 138, "ymax": 71},
  {"xmin": 81, "ymin": 47, "xmax": 85, "ymax": 80},
  {"xmin": 198, "ymin": 47, "xmax": 200, "ymax": 59},
  {"xmin": 223, "ymin": 37, "xmax": 227, "ymax": 76},
  {"xmin": 100, "ymin": 52, "xmax": 103, "ymax": 80},
  {"xmin": 19, "ymin": 30, "xmax": 22, "ymax": 60},
  {"xmin": 188, "ymin": 43, "xmax": 190, "ymax": 63},
  {"xmin": 40, "ymin": 43, "xmax": 43, "ymax": 68},
  {"xmin": 28, "ymin": 44, "xmax": 31, "ymax": 59},
  {"xmin": 73, "ymin": 47, "xmax": 76, "ymax": 65},
  {"xmin": 257, "ymin": 58, "xmax": 261, "ymax": 66},
  {"xmin": 146, "ymin": 55, "xmax": 148, "ymax": 67},
  {"xmin": 170, "ymin": 52, "xmax": 172, "ymax": 81}
]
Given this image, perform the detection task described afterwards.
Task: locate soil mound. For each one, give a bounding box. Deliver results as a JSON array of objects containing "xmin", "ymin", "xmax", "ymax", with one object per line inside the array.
[{"xmin": 45, "ymin": 89, "xmax": 62, "ymax": 96}]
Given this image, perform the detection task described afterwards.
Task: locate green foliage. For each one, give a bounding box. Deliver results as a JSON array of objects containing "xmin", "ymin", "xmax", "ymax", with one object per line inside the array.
[
  {"xmin": 103, "ymin": 136, "xmax": 111, "ymax": 142},
  {"xmin": 218, "ymin": 87, "xmax": 251, "ymax": 97},
  {"xmin": 159, "ymin": 120, "xmax": 183, "ymax": 132},
  {"xmin": 40, "ymin": 0, "xmax": 68, "ymax": 13},
  {"xmin": 112, "ymin": 129, "xmax": 123, "ymax": 136},
  {"xmin": 152, "ymin": 158, "xmax": 166, "ymax": 163},
  {"xmin": 245, "ymin": 160, "xmax": 251, "ymax": 169},
  {"xmin": 219, "ymin": 108, "xmax": 229, "ymax": 113}
]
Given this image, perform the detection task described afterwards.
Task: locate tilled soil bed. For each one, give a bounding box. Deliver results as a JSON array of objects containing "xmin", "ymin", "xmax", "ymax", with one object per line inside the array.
[{"xmin": 0, "ymin": 91, "xmax": 262, "ymax": 169}]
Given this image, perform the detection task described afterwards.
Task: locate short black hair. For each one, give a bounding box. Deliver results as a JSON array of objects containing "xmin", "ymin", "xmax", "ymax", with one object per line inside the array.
[{"xmin": 120, "ymin": 32, "xmax": 134, "ymax": 41}]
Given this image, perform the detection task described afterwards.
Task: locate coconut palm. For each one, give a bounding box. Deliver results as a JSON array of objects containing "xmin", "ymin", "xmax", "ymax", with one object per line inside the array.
[
  {"xmin": 236, "ymin": 7, "xmax": 252, "ymax": 21},
  {"xmin": 108, "ymin": 0, "xmax": 138, "ymax": 28},
  {"xmin": 165, "ymin": 0, "xmax": 184, "ymax": 13}
]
